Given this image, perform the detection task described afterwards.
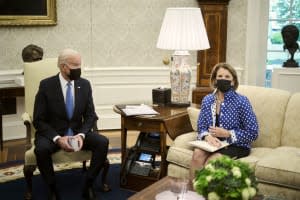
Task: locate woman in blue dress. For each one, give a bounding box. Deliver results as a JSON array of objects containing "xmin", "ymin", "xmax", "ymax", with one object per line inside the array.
[{"xmin": 190, "ymin": 63, "xmax": 259, "ymax": 176}]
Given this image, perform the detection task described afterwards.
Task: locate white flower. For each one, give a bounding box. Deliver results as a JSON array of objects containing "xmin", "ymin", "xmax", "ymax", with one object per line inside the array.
[
  {"xmin": 205, "ymin": 163, "xmax": 215, "ymax": 171},
  {"xmin": 208, "ymin": 192, "xmax": 220, "ymax": 200},
  {"xmin": 206, "ymin": 175, "xmax": 212, "ymax": 182},
  {"xmin": 192, "ymin": 179, "xmax": 198, "ymax": 190},
  {"xmin": 248, "ymin": 187, "xmax": 256, "ymax": 198},
  {"xmin": 231, "ymin": 166, "xmax": 241, "ymax": 178},
  {"xmin": 245, "ymin": 178, "xmax": 251, "ymax": 186},
  {"xmin": 242, "ymin": 188, "xmax": 250, "ymax": 200}
]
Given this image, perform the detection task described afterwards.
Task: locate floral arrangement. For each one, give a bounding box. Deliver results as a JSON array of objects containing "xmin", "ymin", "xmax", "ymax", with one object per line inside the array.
[{"xmin": 193, "ymin": 156, "xmax": 258, "ymax": 200}]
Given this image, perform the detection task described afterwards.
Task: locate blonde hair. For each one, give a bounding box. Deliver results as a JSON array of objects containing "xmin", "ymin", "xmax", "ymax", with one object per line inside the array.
[{"xmin": 210, "ymin": 63, "xmax": 239, "ymax": 90}]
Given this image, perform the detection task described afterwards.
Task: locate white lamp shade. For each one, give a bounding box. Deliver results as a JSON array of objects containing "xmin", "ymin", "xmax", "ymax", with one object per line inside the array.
[{"xmin": 157, "ymin": 7, "xmax": 210, "ymax": 51}]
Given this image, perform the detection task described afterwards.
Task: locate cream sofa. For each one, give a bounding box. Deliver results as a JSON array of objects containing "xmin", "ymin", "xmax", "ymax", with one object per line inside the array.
[{"xmin": 167, "ymin": 85, "xmax": 300, "ymax": 200}]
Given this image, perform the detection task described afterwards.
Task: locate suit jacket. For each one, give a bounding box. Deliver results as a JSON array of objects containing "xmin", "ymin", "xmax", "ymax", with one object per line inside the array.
[{"xmin": 33, "ymin": 74, "xmax": 98, "ymax": 141}]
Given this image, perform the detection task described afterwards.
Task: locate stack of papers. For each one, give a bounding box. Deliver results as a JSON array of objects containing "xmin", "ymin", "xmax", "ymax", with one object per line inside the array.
[
  {"xmin": 122, "ymin": 104, "xmax": 159, "ymax": 116},
  {"xmin": 188, "ymin": 140, "xmax": 229, "ymax": 152}
]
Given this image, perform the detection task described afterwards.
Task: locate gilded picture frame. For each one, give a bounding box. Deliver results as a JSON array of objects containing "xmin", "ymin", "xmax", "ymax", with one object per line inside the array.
[{"xmin": 0, "ymin": 0, "xmax": 56, "ymax": 26}]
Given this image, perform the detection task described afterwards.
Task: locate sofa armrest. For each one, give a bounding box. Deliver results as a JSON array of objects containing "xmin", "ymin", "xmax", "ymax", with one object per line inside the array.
[
  {"xmin": 187, "ymin": 106, "xmax": 200, "ymax": 131},
  {"xmin": 172, "ymin": 131, "xmax": 198, "ymax": 149},
  {"xmin": 22, "ymin": 112, "xmax": 33, "ymax": 150}
]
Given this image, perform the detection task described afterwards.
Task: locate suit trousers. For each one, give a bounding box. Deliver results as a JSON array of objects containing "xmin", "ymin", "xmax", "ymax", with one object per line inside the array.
[{"xmin": 34, "ymin": 132, "xmax": 109, "ymax": 186}]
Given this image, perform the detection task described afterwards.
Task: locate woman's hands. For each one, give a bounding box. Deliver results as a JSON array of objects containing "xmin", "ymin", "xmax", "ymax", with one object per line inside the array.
[
  {"xmin": 208, "ymin": 126, "xmax": 231, "ymax": 138},
  {"xmin": 204, "ymin": 134, "xmax": 222, "ymax": 147},
  {"xmin": 204, "ymin": 126, "xmax": 231, "ymax": 147}
]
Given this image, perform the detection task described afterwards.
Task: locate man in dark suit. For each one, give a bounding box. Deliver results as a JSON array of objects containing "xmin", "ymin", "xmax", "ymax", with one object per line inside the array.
[{"xmin": 33, "ymin": 48, "xmax": 109, "ymax": 200}]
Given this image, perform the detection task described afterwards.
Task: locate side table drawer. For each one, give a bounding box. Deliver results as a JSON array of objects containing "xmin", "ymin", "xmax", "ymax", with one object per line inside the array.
[{"xmin": 123, "ymin": 118, "xmax": 162, "ymax": 132}]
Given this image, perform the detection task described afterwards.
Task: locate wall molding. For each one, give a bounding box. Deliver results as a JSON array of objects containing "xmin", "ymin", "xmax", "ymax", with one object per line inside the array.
[
  {"xmin": 0, "ymin": 66, "xmax": 197, "ymax": 138},
  {"xmin": 0, "ymin": 69, "xmax": 23, "ymax": 84},
  {"xmin": 272, "ymin": 68, "xmax": 300, "ymax": 93},
  {"xmin": 84, "ymin": 66, "xmax": 197, "ymax": 129}
]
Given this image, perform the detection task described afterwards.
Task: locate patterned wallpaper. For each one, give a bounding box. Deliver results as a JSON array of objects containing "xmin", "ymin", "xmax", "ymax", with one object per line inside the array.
[
  {"xmin": 227, "ymin": 0, "xmax": 247, "ymax": 69},
  {"xmin": 0, "ymin": 0, "xmax": 199, "ymax": 70}
]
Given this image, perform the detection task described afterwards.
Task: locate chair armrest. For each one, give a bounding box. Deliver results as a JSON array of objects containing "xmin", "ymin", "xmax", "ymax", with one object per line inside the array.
[
  {"xmin": 22, "ymin": 112, "xmax": 31, "ymax": 122},
  {"xmin": 22, "ymin": 112, "xmax": 33, "ymax": 150}
]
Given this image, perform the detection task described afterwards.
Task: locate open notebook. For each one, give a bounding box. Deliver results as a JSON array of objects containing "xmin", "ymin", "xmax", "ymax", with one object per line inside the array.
[{"xmin": 189, "ymin": 140, "xmax": 229, "ymax": 152}]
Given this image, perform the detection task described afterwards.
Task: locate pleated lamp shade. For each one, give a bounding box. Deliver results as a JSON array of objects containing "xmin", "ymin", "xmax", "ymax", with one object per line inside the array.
[{"xmin": 156, "ymin": 7, "xmax": 210, "ymax": 51}]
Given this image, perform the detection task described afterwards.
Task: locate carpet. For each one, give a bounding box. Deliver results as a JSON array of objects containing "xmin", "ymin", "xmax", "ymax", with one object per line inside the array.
[
  {"xmin": 0, "ymin": 152, "xmax": 121, "ymax": 183},
  {"xmin": 0, "ymin": 152, "xmax": 135, "ymax": 200}
]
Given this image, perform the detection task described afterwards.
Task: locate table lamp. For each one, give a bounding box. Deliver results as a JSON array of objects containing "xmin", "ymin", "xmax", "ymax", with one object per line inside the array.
[{"xmin": 157, "ymin": 7, "xmax": 210, "ymax": 106}]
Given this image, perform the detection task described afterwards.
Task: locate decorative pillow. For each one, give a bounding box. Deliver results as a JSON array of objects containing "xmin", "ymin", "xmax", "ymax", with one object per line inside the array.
[{"xmin": 187, "ymin": 107, "xmax": 200, "ymax": 131}]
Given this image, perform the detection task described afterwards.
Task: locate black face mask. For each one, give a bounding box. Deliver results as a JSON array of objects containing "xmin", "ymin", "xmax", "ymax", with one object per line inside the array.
[
  {"xmin": 216, "ymin": 79, "xmax": 232, "ymax": 93},
  {"xmin": 68, "ymin": 68, "xmax": 81, "ymax": 80}
]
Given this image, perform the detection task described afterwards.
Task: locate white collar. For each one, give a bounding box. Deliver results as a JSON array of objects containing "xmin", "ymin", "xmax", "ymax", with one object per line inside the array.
[{"xmin": 59, "ymin": 73, "xmax": 74, "ymax": 87}]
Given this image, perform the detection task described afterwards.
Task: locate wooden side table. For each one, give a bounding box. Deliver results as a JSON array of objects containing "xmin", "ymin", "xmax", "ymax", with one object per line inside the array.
[
  {"xmin": 114, "ymin": 105, "xmax": 193, "ymax": 191},
  {"xmin": 0, "ymin": 84, "xmax": 24, "ymax": 151}
]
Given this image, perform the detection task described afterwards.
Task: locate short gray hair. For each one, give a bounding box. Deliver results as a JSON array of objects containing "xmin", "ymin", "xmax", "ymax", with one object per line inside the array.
[{"xmin": 57, "ymin": 48, "xmax": 80, "ymax": 67}]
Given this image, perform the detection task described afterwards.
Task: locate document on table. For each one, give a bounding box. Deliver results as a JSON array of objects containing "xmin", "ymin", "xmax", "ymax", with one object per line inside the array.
[
  {"xmin": 188, "ymin": 140, "xmax": 229, "ymax": 152},
  {"xmin": 121, "ymin": 104, "xmax": 159, "ymax": 116}
]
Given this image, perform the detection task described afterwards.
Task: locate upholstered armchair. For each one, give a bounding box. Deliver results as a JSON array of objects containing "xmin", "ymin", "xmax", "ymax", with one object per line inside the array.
[{"xmin": 22, "ymin": 58, "xmax": 110, "ymax": 200}]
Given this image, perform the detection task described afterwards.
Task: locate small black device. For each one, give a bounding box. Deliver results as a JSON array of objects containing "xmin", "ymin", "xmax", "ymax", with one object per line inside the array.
[
  {"xmin": 121, "ymin": 131, "xmax": 161, "ymax": 185},
  {"xmin": 152, "ymin": 87, "xmax": 171, "ymax": 105},
  {"xmin": 129, "ymin": 161, "xmax": 152, "ymax": 176},
  {"xmin": 136, "ymin": 132, "xmax": 160, "ymax": 152},
  {"xmin": 138, "ymin": 152, "xmax": 154, "ymax": 163}
]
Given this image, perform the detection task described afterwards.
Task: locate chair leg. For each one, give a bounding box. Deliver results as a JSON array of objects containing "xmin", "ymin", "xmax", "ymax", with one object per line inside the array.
[
  {"xmin": 100, "ymin": 158, "xmax": 111, "ymax": 192},
  {"xmin": 23, "ymin": 165, "xmax": 37, "ymax": 200},
  {"xmin": 82, "ymin": 160, "xmax": 87, "ymax": 171}
]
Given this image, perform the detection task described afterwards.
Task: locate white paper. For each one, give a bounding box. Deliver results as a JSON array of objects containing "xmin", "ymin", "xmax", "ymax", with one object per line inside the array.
[
  {"xmin": 189, "ymin": 140, "xmax": 229, "ymax": 152},
  {"xmin": 69, "ymin": 138, "xmax": 80, "ymax": 152},
  {"xmin": 122, "ymin": 104, "xmax": 159, "ymax": 116}
]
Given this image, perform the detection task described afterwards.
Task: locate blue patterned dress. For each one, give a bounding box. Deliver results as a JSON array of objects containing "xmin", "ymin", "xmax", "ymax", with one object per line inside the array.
[{"xmin": 197, "ymin": 89, "xmax": 259, "ymax": 157}]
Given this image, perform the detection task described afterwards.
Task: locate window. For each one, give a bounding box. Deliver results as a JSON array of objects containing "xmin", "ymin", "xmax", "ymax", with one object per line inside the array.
[{"xmin": 266, "ymin": 0, "xmax": 300, "ymax": 87}]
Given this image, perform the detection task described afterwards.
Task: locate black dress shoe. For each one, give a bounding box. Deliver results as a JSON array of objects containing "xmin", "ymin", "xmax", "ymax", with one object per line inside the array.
[
  {"xmin": 47, "ymin": 184, "xmax": 61, "ymax": 200},
  {"xmin": 48, "ymin": 189, "xmax": 61, "ymax": 200},
  {"xmin": 82, "ymin": 186, "xmax": 97, "ymax": 200}
]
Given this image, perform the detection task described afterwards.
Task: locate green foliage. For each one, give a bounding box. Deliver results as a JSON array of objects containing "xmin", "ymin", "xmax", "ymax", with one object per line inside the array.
[
  {"xmin": 270, "ymin": 32, "xmax": 283, "ymax": 44},
  {"xmin": 194, "ymin": 156, "xmax": 258, "ymax": 200},
  {"xmin": 279, "ymin": 0, "xmax": 300, "ymax": 19}
]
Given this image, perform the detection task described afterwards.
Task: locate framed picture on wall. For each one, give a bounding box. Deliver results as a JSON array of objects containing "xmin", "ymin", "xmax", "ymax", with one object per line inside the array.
[{"xmin": 0, "ymin": 0, "xmax": 56, "ymax": 26}]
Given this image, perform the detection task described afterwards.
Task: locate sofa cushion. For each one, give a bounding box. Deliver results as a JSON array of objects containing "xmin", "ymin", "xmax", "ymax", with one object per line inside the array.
[
  {"xmin": 167, "ymin": 163, "xmax": 190, "ymax": 179},
  {"xmin": 167, "ymin": 146, "xmax": 193, "ymax": 169},
  {"xmin": 187, "ymin": 107, "xmax": 200, "ymax": 131},
  {"xmin": 237, "ymin": 85, "xmax": 291, "ymax": 148},
  {"xmin": 281, "ymin": 93, "xmax": 300, "ymax": 147},
  {"xmin": 167, "ymin": 131, "xmax": 196, "ymax": 168},
  {"xmin": 238, "ymin": 147, "xmax": 273, "ymax": 169},
  {"xmin": 25, "ymin": 145, "xmax": 91, "ymax": 165},
  {"xmin": 172, "ymin": 131, "xmax": 197, "ymax": 149},
  {"xmin": 255, "ymin": 146, "xmax": 300, "ymax": 189}
]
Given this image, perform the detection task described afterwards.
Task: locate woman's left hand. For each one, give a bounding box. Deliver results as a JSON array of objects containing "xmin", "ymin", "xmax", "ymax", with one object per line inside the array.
[{"xmin": 208, "ymin": 126, "xmax": 231, "ymax": 138}]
